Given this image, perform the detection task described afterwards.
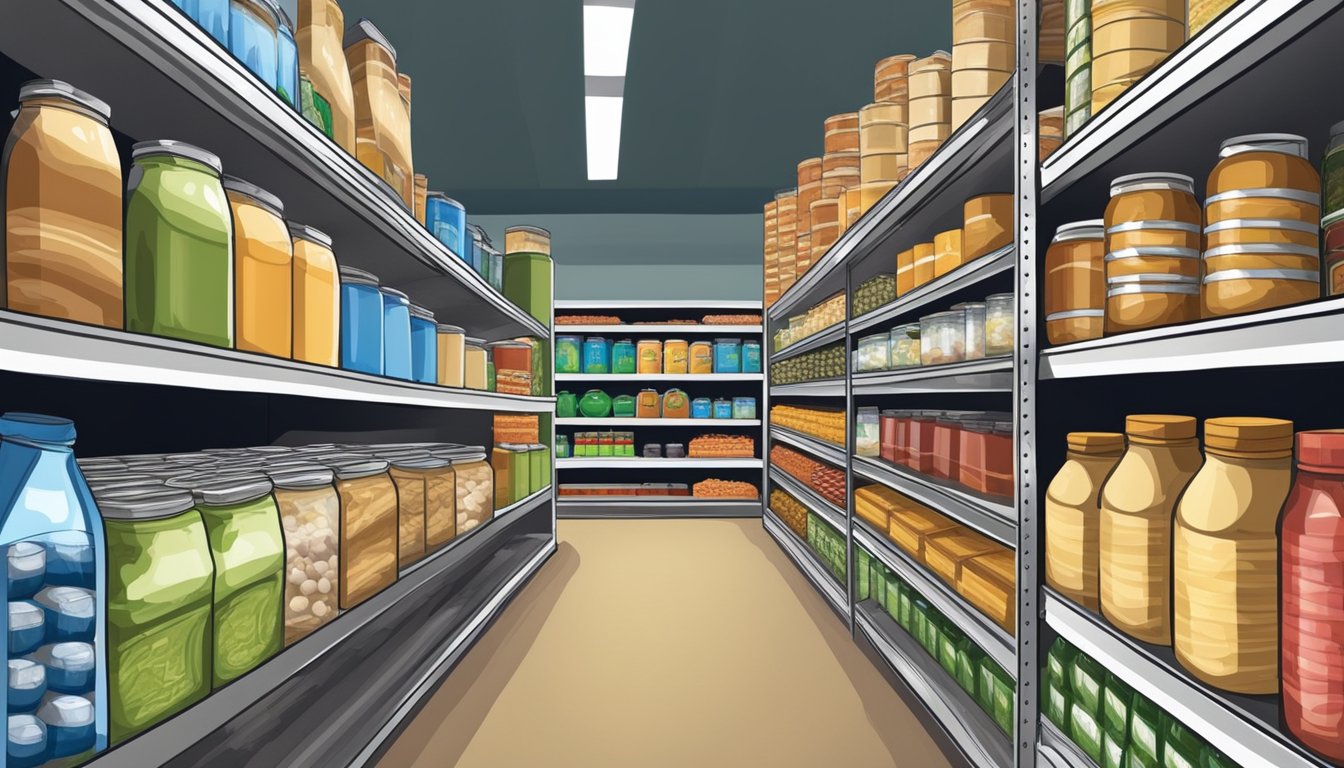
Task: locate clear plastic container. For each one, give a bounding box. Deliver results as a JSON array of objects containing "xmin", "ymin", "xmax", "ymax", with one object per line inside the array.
[
  {"xmin": 985, "ymin": 293, "xmax": 1014, "ymax": 356},
  {"xmin": 380, "ymin": 287, "xmax": 412, "ymax": 381},
  {"xmin": 339, "ymin": 266, "xmax": 383, "ymax": 374},
  {"xmin": 856, "ymin": 333, "xmax": 892, "ymax": 372},
  {"xmin": 856, "ymin": 407, "xmax": 881, "ymax": 457},
  {"xmin": 956, "ymin": 302, "xmax": 986, "ymax": 361},
  {"xmin": 267, "ymin": 466, "xmax": 341, "ymax": 645},
  {"xmin": 920, "ymin": 310, "xmax": 966, "ymax": 365},
  {"xmin": 891, "ymin": 324, "xmax": 921, "ymax": 367},
  {"xmin": 450, "ymin": 450, "xmax": 494, "ymax": 535},
  {"xmin": 464, "ymin": 338, "xmax": 488, "ymax": 390},
  {"xmin": 323, "ymin": 457, "xmax": 397, "ymax": 610}
]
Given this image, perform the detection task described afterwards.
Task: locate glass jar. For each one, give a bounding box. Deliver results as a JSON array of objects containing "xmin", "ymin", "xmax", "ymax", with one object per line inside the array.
[
  {"xmin": 1099, "ymin": 415, "xmax": 1203, "ymax": 645},
  {"xmin": 908, "ymin": 411, "xmax": 939, "ymax": 473},
  {"xmin": 555, "ymin": 335, "xmax": 582, "ymax": 374},
  {"xmin": 637, "ymin": 339, "xmax": 662, "ymax": 374},
  {"xmin": 125, "ymin": 140, "xmax": 233, "ymax": 347},
  {"xmin": 732, "ymin": 397, "xmax": 757, "ymax": 420},
  {"xmin": 920, "ymin": 310, "xmax": 965, "ymax": 365},
  {"xmin": 692, "ymin": 398, "xmax": 712, "ymax": 419},
  {"xmin": 985, "ymin": 293, "xmax": 1014, "ymax": 356},
  {"xmin": 742, "ymin": 341, "xmax": 763, "ymax": 373},
  {"xmin": 98, "ymin": 488, "xmax": 212, "ymax": 743},
  {"xmin": 503, "ymin": 226, "xmax": 553, "ymax": 326},
  {"xmin": 856, "ymin": 407, "xmax": 880, "ymax": 457},
  {"xmin": 409, "ymin": 304, "xmax": 437, "ymax": 384},
  {"xmin": 339, "ymin": 266, "xmax": 382, "ymax": 374},
  {"xmin": 1174, "ymin": 417, "xmax": 1293, "ymax": 694},
  {"xmin": 289, "ymin": 223, "xmax": 339, "ymax": 367},
  {"xmin": 487, "ymin": 244, "xmax": 505, "ymax": 292},
  {"xmin": 275, "ymin": 5, "xmax": 299, "ymax": 107},
  {"xmin": 890, "ymin": 324, "xmax": 921, "ymax": 367},
  {"xmin": 3, "ymin": 80, "xmax": 122, "ymax": 328},
  {"xmin": 713, "ymin": 399, "xmax": 733, "ymax": 419},
  {"xmin": 466, "ymin": 224, "xmax": 486, "ymax": 276},
  {"xmin": 663, "ymin": 339, "xmax": 689, "ymax": 374},
  {"xmin": 295, "ymin": 0, "xmax": 356, "ymax": 152},
  {"xmin": 1328, "ymin": 210, "xmax": 1344, "ymax": 297},
  {"xmin": 182, "ymin": 474, "xmax": 284, "ymax": 686},
  {"xmin": 451, "ymin": 450, "xmax": 494, "ymax": 535},
  {"xmin": 379, "ymin": 287, "xmax": 413, "ymax": 380},
  {"xmin": 174, "ymin": 0, "xmax": 229, "ymax": 44},
  {"xmin": 582, "ymin": 337, "xmax": 609, "ymax": 374},
  {"xmin": 229, "ymin": 0, "xmax": 279, "ymax": 90},
  {"xmin": 556, "ymin": 435, "xmax": 571, "ymax": 459},
  {"xmin": 224, "ymin": 175, "xmax": 293, "ymax": 359},
  {"xmin": 1282, "ymin": 430, "xmax": 1344, "ymax": 762},
  {"xmin": 424, "ymin": 192, "xmax": 466, "ymax": 257},
  {"xmin": 0, "ymin": 414, "xmax": 108, "ymax": 755},
  {"xmin": 266, "ymin": 466, "xmax": 340, "ymax": 644},
  {"xmin": 1045, "ymin": 432, "xmax": 1124, "ymax": 612},
  {"xmin": 324, "ymin": 456, "xmax": 397, "ymax": 609},
  {"xmin": 856, "ymin": 333, "xmax": 891, "ymax": 372},
  {"xmin": 689, "ymin": 341, "xmax": 714, "ymax": 374},
  {"xmin": 464, "ymin": 338, "xmax": 488, "ymax": 390},
  {"xmin": 714, "ymin": 338, "xmax": 743, "ymax": 373},
  {"xmin": 957, "ymin": 302, "xmax": 986, "ymax": 360},
  {"xmin": 343, "ymin": 19, "xmax": 413, "ymax": 206},
  {"xmin": 435, "ymin": 324, "xmax": 465, "ymax": 387},
  {"xmin": 491, "ymin": 444, "xmax": 530, "ymax": 508},
  {"xmin": 1045, "ymin": 220, "xmax": 1106, "ymax": 345}
]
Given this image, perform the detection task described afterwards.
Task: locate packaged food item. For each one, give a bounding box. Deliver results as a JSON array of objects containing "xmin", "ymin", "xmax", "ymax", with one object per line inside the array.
[
  {"xmin": 450, "ymin": 450, "xmax": 494, "ymax": 535},
  {"xmin": 855, "ymin": 333, "xmax": 891, "ymax": 372},
  {"xmin": 713, "ymin": 399, "xmax": 732, "ymax": 420},
  {"xmin": 224, "ymin": 176, "xmax": 294, "ymax": 358},
  {"xmin": 433, "ymin": 324, "xmax": 466, "ymax": 387},
  {"xmin": 908, "ymin": 51, "xmax": 952, "ymax": 167},
  {"xmin": 554, "ymin": 334, "xmax": 581, "ymax": 375},
  {"xmin": 714, "ymin": 338, "xmax": 743, "ymax": 373},
  {"xmin": 657, "ymin": 339, "xmax": 688, "ymax": 374},
  {"xmin": 934, "ymin": 228, "xmax": 964, "ymax": 277},
  {"xmin": 296, "ymin": 0, "xmax": 357, "ymax": 152},
  {"xmin": 856, "ymin": 407, "xmax": 880, "ymax": 457},
  {"xmin": 896, "ymin": 249, "xmax": 915, "ymax": 295},
  {"xmin": 491, "ymin": 444, "xmax": 530, "ymax": 509},
  {"xmin": 267, "ymin": 466, "xmax": 341, "ymax": 645},
  {"xmin": 3, "ymin": 80, "xmax": 122, "ymax": 328},
  {"xmin": 407, "ymin": 305, "xmax": 437, "ymax": 384},
  {"xmin": 1099, "ymin": 415, "xmax": 1201, "ymax": 645},
  {"xmin": 1282, "ymin": 430, "xmax": 1344, "ymax": 762},
  {"xmin": 1090, "ymin": 0, "xmax": 1184, "ymax": 115},
  {"xmin": 1046, "ymin": 220, "xmax": 1106, "ymax": 344},
  {"xmin": 961, "ymin": 549, "xmax": 1015, "ymax": 633},
  {"xmin": 963, "ymin": 194, "xmax": 1013, "ymax": 260},
  {"xmin": 958, "ymin": 301, "xmax": 986, "ymax": 360},
  {"xmin": 229, "ymin": 0, "xmax": 280, "ymax": 90},
  {"xmin": 887, "ymin": 502, "xmax": 957, "ymax": 563},
  {"xmin": 172, "ymin": 474, "xmax": 283, "ymax": 687},
  {"xmin": 731, "ymin": 397, "xmax": 757, "ymax": 420},
  {"xmin": 488, "ymin": 341, "xmax": 532, "ymax": 396},
  {"xmin": 890, "ymin": 325, "xmax": 921, "ymax": 367},
  {"xmin": 125, "ymin": 141, "xmax": 233, "ymax": 348},
  {"xmin": 688, "ymin": 341, "xmax": 714, "ymax": 374},
  {"xmin": 1046, "ymin": 432, "xmax": 1124, "ymax": 611},
  {"xmin": 423, "ymin": 192, "xmax": 466, "ymax": 256},
  {"xmin": 288, "ymin": 223, "xmax": 339, "ymax": 366},
  {"xmin": 743, "ymin": 341, "xmax": 762, "ymax": 373},
  {"xmin": 635, "ymin": 339, "xmax": 662, "ymax": 374},
  {"xmin": 527, "ymin": 444, "xmax": 549, "ymax": 495},
  {"xmin": 275, "ymin": 5, "xmax": 300, "ymax": 107},
  {"xmin": 324, "ymin": 457, "xmax": 397, "ymax": 609},
  {"xmin": 1172, "ymin": 417, "xmax": 1291, "ymax": 694},
  {"xmin": 503, "ymin": 226, "xmax": 553, "ymax": 326},
  {"xmin": 912, "ymin": 242, "xmax": 937, "ymax": 287},
  {"xmin": 662, "ymin": 390, "xmax": 690, "ymax": 418},
  {"xmin": 920, "ymin": 310, "xmax": 965, "ymax": 365},
  {"xmin": 691, "ymin": 398, "xmax": 712, "ymax": 419},
  {"xmin": 464, "ymin": 337, "xmax": 488, "ymax": 390},
  {"xmin": 338, "ymin": 266, "xmax": 383, "ymax": 374},
  {"xmin": 852, "ymin": 273, "xmax": 897, "ymax": 317},
  {"xmin": 344, "ymin": 19, "xmax": 413, "ymax": 206},
  {"xmin": 377, "ymin": 287, "xmax": 412, "ymax": 380}
]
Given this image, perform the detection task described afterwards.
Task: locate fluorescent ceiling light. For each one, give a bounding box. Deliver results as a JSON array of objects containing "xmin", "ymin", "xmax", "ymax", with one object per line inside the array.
[
  {"xmin": 583, "ymin": 5, "xmax": 634, "ymax": 77},
  {"xmin": 585, "ymin": 95, "xmax": 623, "ymax": 181}
]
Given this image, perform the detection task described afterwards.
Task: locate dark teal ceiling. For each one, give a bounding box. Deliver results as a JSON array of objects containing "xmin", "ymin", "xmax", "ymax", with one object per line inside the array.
[{"xmin": 339, "ymin": 0, "xmax": 950, "ymax": 215}]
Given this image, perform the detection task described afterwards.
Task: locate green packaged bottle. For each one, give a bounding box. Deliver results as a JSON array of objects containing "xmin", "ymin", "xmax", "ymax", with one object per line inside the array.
[
  {"xmin": 1071, "ymin": 653, "xmax": 1105, "ymax": 716},
  {"xmin": 855, "ymin": 547, "xmax": 871, "ymax": 601},
  {"xmin": 1103, "ymin": 672, "xmax": 1135, "ymax": 740},
  {"xmin": 174, "ymin": 474, "xmax": 285, "ymax": 687},
  {"xmin": 871, "ymin": 560, "xmax": 887, "ymax": 607},
  {"xmin": 955, "ymin": 643, "xmax": 982, "ymax": 697},
  {"xmin": 1071, "ymin": 699, "xmax": 1105, "ymax": 763},
  {"xmin": 940, "ymin": 631, "xmax": 965, "ymax": 679},
  {"xmin": 1102, "ymin": 729, "xmax": 1128, "ymax": 768},
  {"xmin": 1044, "ymin": 669, "xmax": 1071, "ymax": 731},
  {"xmin": 897, "ymin": 580, "xmax": 915, "ymax": 632},
  {"xmin": 1128, "ymin": 697, "xmax": 1164, "ymax": 768},
  {"xmin": 124, "ymin": 140, "xmax": 234, "ymax": 348},
  {"xmin": 1162, "ymin": 719, "xmax": 1201, "ymax": 768},
  {"xmin": 918, "ymin": 601, "xmax": 941, "ymax": 657},
  {"xmin": 1047, "ymin": 637, "xmax": 1077, "ymax": 688},
  {"xmin": 100, "ymin": 489, "xmax": 214, "ymax": 744},
  {"xmin": 978, "ymin": 657, "xmax": 1014, "ymax": 735},
  {"xmin": 911, "ymin": 597, "xmax": 930, "ymax": 650},
  {"xmin": 884, "ymin": 573, "xmax": 902, "ymax": 621}
]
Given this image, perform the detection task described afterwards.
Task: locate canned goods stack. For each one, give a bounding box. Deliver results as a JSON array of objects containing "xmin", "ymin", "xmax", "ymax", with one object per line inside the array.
[
  {"xmin": 859, "ymin": 102, "xmax": 907, "ymax": 216},
  {"xmin": 1045, "ymin": 220, "xmax": 1107, "ymax": 344},
  {"xmin": 908, "ymin": 51, "xmax": 953, "ymax": 169},
  {"xmin": 796, "ymin": 158, "xmax": 823, "ymax": 276},
  {"xmin": 1103, "ymin": 173, "xmax": 1202, "ymax": 333},
  {"xmin": 1064, "ymin": 0, "xmax": 1093, "ymax": 134},
  {"xmin": 1090, "ymin": 0, "xmax": 1185, "ymax": 117},
  {"xmin": 950, "ymin": 0, "xmax": 1015, "ymax": 131},
  {"xmin": 764, "ymin": 200, "xmax": 780, "ymax": 306}
]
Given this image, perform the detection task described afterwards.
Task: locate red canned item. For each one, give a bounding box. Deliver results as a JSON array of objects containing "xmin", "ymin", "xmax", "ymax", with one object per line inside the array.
[
  {"xmin": 932, "ymin": 416, "xmax": 962, "ymax": 481},
  {"xmin": 909, "ymin": 412, "xmax": 939, "ymax": 474},
  {"xmin": 1325, "ymin": 209, "xmax": 1344, "ymax": 296},
  {"xmin": 880, "ymin": 411, "xmax": 900, "ymax": 464}
]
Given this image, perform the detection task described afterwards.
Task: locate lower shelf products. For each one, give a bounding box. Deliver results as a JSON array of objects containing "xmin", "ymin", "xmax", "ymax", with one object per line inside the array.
[
  {"xmin": 769, "ymin": 445, "xmax": 846, "ymax": 507},
  {"xmin": 807, "ymin": 513, "xmax": 846, "ymax": 584},
  {"xmin": 769, "ymin": 489, "xmax": 810, "ymax": 539}
]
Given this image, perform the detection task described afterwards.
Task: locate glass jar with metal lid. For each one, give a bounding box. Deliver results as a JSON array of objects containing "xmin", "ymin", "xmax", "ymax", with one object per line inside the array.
[
  {"xmin": 957, "ymin": 301, "xmax": 987, "ymax": 360},
  {"xmin": 3, "ymin": 79, "xmax": 123, "ymax": 328},
  {"xmin": 229, "ymin": 0, "xmax": 280, "ymax": 89},
  {"xmin": 1105, "ymin": 173, "xmax": 1201, "ymax": 284},
  {"xmin": 320, "ymin": 456, "xmax": 397, "ymax": 609},
  {"xmin": 374, "ymin": 451, "xmax": 435, "ymax": 569},
  {"xmin": 408, "ymin": 304, "xmax": 438, "ymax": 384},
  {"xmin": 379, "ymin": 286, "xmax": 413, "ymax": 380},
  {"xmin": 1045, "ymin": 220, "xmax": 1106, "ymax": 345},
  {"xmin": 920, "ymin": 310, "xmax": 965, "ymax": 365},
  {"xmin": 436, "ymin": 324, "xmax": 466, "ymax": 387},
  {"xmin": 488, "ymin": 340, "xmax": 533, "ymax": 395},
  {"xmin": 125, "ymin": 140, "xmax": 233, "ymax": 347},
  {"xmin": 288, "ymin": 222, "xmax": 339, "ymax": 366},
  {"xmin": 447, "ymin": 448, "xmax": 493, "ymax": 534},
  {"xmin": 170, "ymin": 473, "xmax": 284, "ymax": 686},
  {"xmin": 464, "ymin": 337, "xmax": 489, "ymax": 390},
  {"xmin": 425, "ymin": 192, "xmax": 466, "ymax": 257},
  {"xmin": 224, "ymin": 174, "xmax": 293, "ymax": 359},
  {"xmin": 503, "ymin": 225, "xmax": 553, "ymax": 326},
  {"xmin": 264, "ymin": 465, "xmax": 340, "ymax": 643},
  {"xmin": 98, "ymin": 487, "xmax": 213, "ymax": 743},
  {"xmin": 275, "ymin": 4, "xmax": 300, "ymax": 108},
  {"xmin": 984, "ymin": 293, "xmax": 1014, "ymax": 356},
  {"xmin": 339, "ymin": 266, "xmax": 383, "ymax": 374}
]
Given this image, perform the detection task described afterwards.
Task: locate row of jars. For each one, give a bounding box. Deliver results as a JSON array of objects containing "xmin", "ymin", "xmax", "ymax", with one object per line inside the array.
[
  {"xmin": 854, "ymin": 292, "xmax": 1015, "ymax": 371},
  {"xmin": 1045, "ymin": 417, "xmax": 1344, "ymax": 762},
  {"xmin": 1045, "ymin": 133, "xmax": 1332, "ymax": 344},
  {"xmin": 559, "ymin": 336, "xmax": 763, "ymax": 376},
  {"xmin": 74, "ymin": 440, "xmax": 496, "ymax": 748},
  {"xmin": 857, "ymin": 409, "xmax": 1013, "ymax": 500}
]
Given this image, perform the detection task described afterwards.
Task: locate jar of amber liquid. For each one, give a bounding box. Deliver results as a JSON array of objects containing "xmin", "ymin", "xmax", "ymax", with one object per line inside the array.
[{"xmin": 224, "ymin": 176, "xmax": 293, "ymax": 358}]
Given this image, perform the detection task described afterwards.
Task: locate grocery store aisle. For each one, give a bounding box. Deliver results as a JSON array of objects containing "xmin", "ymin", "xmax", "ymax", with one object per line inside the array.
[{"xmin": 378, "ymin": 518, "xmax": 953, "ymax": 768}]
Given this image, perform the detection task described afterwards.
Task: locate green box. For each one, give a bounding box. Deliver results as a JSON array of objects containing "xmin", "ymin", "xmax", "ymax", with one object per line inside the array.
[
  {"xmin": 919, "ymin": 604, "xmax": 941, "ymax": 657},
  {"xmin": 1071, "ymin": 653, "xmax": 1105, "ymax": 716},
  {"xmin": 884, "ymin": 575, "xmax": 903, "ymax": 621},
  {"xmin": 956, "ymin": 644, "xmax": 982, "ymax": 697},
  {"xmin": 897, "ymin": 585, "xmax": 915, "ymax": 633},
  {"xmin": 939, "ymin": 630, "xmax": 962, "ymax": 679},
  {"xmin": 1163, "ymin": 719, "xmax": 1201, "ymax": 768},
  {"xmin": 1047, "ymin": 637, "xmax": 1077, "ymax": 685},
  {"xmin": 978, "ymin": 657, "xmax": 1013, "ymax": 734},
  {"xmin": 856, "ymin": 547, "xmax": 871, "ymax": 601},
  {"xmin": 1070, "ymin": 702, "xmax": 1104, "ymax": 763},
  {"xmin": 1103, "ymin": 672, "xmax": 1135, "ymax": 739},
  {"xmin": 1102, "ymin": 729, "xmax": 1128, "ymax": 768},
  {"xmin": 1128, "ymin": 697, "xmax": 1163, "ymax": 768},
  {"xmin": 1044, "ymin": 676, "xmax": 1071, "ymax": 732}
]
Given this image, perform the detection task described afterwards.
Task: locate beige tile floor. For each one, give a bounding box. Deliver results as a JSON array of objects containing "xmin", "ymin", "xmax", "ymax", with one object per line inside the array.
[{"xmin": 378, "ymin": 518, "xmax": 954, "ymax": 768}]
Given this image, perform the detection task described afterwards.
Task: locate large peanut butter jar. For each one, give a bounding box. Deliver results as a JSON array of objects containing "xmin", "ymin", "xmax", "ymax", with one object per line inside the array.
[{"xmin": 1046, "ymin": 432, "xmax": 1124, "ymax": 610}]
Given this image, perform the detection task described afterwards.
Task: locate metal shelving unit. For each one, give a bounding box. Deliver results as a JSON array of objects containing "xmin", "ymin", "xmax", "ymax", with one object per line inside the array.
[
  {"xmin": 555, "ymin": 324, "xmax": 762, "ymax": 334},
  {"xmin": 555, "ymin": 373, "xmax": 763, "ymax": 382},
  {"xmin": 769, "ymin": 426, "xmax": 846, "ymax": 466},
  {"xmin": 769, "ymin": 322, "xmax": 845, "ymax": 362},
  {"xmin": 763, "ymin": 509, "xmax": 850, "ymax": 620},
  {"xmin": 1036, "ymin": 720, "xmax": 1096, "ymax": 768},
  {"xmin": 849, "ymin": 246, "xmax": 1017, "ymax": 335},
  {"xmin": 851, "ymin": 357, "xmax": 1014, "ymax": 395},
  {"xmin": 557, "ymin": 457, "xmax": 763, "ymax": 469},
  {"xmin": 852, "ymin": 456, "xmax": 1016, "ymax": 548},
  {"xmin": 555, "ymin": 497, "xmax": 760, "ymax": 519},
  {"xmin": 769, "ymin": 467, "xmax": 846, "ymax": 532},
  {"xmin": 769, "ymin": 379, "xmax": 846, "ymax": 397},
  {"xmin": 557, "ymin": 418, "xmax": 761, "ymax": 427}
]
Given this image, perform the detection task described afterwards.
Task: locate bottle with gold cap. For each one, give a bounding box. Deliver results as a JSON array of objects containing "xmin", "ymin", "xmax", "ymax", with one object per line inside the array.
[
  {"xmin": 1174, "ymin": 416, "xmax": 1293, "ymax": 694},
  {"xmin": 1046, "ymin": 432, "xmax": 1125, "ymax": 611},
  {"xmin": 1099, "ymin": 415, "xmax": 1202, "ymax": 645}
]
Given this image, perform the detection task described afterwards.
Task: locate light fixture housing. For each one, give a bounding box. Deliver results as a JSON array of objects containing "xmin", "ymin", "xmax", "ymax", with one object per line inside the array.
[{"xmin": 583, "ymin": 0, "xmax": 635, "ymax": 181}]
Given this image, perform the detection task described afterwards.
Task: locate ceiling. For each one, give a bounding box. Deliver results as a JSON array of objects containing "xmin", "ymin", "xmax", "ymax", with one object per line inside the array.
[{"xmin": 337, "ymin": 0, "xmax": 951, "ymax": 215}]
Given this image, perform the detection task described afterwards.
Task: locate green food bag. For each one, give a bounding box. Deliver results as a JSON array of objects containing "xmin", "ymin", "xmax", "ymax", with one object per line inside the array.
[
  {"xmin": 1070, "ymin": 701, "xmax": 1104, "ymax": 763},
  {"xmin": 898, "ymin": 583, "xmax": 915, "ymax": 632},
  {"xmin": 884, "ymin": 574, "xmax": 903, "ymax": 620},
  {"xmin": 1199, "ymin": 745, "xmax": 1233, "ymax": 768},
  {"xmin": 856, "ymin": 547, "xmax": 871, "ymax": 601},
  {"xmin": 919, "ymin": 604, "xmax": 942, "ymax": 657},
  {"xmin": 1103, "ymin": 672, "xmax": 1135, "ymax": 739},
  {"xmin": 1071, "ymin": 653, "xmax": 1105, "ymax": 715},
  {"xmin": 1102, "ymin": 729, "xmax": 1127, "ymax": 768},
  {"xmin": 1128, "ymin": 697, "xmax": 1163, "ymax": 768},
  {"xmin": 1047, "ymin": 637, "xmax": 1077, "ymax": 685},
  {"xmin": 912, "ymin": 598, "xmax": 931, "ymax": 652},
  {"xmin": 989, "ymin": 661, "xmax": 1015, "ymax": 735},
  {"xmin": 939, "ymin": 628, "xmax": 963, "ymax": 678},
  {"xmin": 872, "ymin": 562, "xmax": 888, "ymax": 607},
  {"xmin": 956, "ymin": 644, "xmax": 982, "ymax": 696},
  {"xmin": 1163, "ymin": 718, "xmax": 1201, "ymax": 768},
  {"xmin": 1044, "ymin": 674, "xmax": 1071, "ymax": 731}
]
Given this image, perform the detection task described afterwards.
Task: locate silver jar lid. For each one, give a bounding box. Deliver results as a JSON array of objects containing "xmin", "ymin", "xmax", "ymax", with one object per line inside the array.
[
  {"xmin": 131, "ymin": 140, "xmax": 223, "ymax": 174},
  {"xmin": 222, "ymin": 175, "xmax": 285, "ymax": 218},
  {"xmin": 410, "ymin": 304, "xmax": 436, "ymax": 321},
  {"xmin": 1219, "ymin": 133, "xmax": 1309, "ymax": 160},
  {"xmin": 344, "ymin": 18, "xmax": 397, "ymax": 61},
  {"xmin": 93, "ymin": 488, "xmax": 197, "ymax": 521},
  {"xmin": 1052, "ymin": 220, "xmax": 1104, "ymax": 243},
  {"xmin": 1110, "ymin": 172, "xmax": 1196, "ymax": 197},
  {"xmin": 265, "ymin": 466, "xmax": 335, "ymax": 490},
  {"xmin": 436, "ymin": 324, "xmax": 464, "ymax": 334},
  {"xmin": 288, "ymin": 222, "xmax": 333, "ymax": 248},
  {"xmin": 339, "ymin": 266, "xmax": 380, "ymax": 286},
  {"xmin": 18, "ymin": 79, "xmax": 110, "ymax": 121},
  {"xmin": 169, "ymin": 473, "xmax": 273, "ymax": 506}
]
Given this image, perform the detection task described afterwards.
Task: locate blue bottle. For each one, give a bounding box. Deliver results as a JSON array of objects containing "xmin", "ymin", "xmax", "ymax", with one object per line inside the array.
[
  {"xmin": 380, "ymin": 288, "xmax": 414, "ymax": 381},
  {"xmin": 339, "ymin": 267, "xmax": 384, "ymax": 375},
  {"xmin": 0, "ymin": 413, "xmax": 108, "ymax": 761},
  {"xmin": 409, "ymin": 305, "xmax": 438, "ymax": 385},
  {"xmin": 425, "ymin": 193, "xmax": 466, "ymax": 257},
  {"xmin": 275, "ymin": 6, "xmax": 300, "ymax": 109},
  {"xmin": 172, "ymin": 0, "xmax": 229, "ymax": 45},
  {"xmin": 228, "ymin": 0, "xmax": 279, "ymax": 90}
]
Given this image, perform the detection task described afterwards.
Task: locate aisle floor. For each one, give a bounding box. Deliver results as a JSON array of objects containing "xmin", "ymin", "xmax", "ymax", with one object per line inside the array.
[{"xmin": 378, "ymin": 518, "xmax": 954, "ymax": 768}]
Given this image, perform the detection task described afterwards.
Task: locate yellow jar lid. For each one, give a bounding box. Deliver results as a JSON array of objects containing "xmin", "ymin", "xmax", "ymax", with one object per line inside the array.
[
  {"xmin": 1066, "ymin": 432, "xmax": 1124, "ymax": 453},
  {"xmin": 1125, "ymin": 415, "xmax": 1196, "ymax": 440},
  {"xmin": 1204, "ymin": 417, "xmax": 1294, "ymax": 454},
  {"xmin": 504, "ymin": 225, "xmax": 551, "ymax": 256}
]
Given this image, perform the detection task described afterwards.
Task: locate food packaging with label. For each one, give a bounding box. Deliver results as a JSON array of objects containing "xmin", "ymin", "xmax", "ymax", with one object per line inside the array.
[
  {"xmin": 338, "ymin": 266, "xmax": 383, "ymax": 374},
  {"xmin": 1046, "ymin": 432, "xmax": 1124, "ymax": 611},
  {"xmin": 503, "ymin": 226, "xmax": 554, "ymax": 326},
  {"xmin": 344, "ymin": 19, "xmax": 414, "ymax": 206},
  {"xmin": 464, "ymin": 337, "xmax": 488, "ymax": 390},
  {"xmin": 380, "ymin": 287, "xmax": 413, "ymax": 381},
  {"xmin": 449, "ymin": 449, "xmax": 494, "ymax": 535},
  {"xmin": 1046, "ymin": 220, "xmax": 1106, "ymax": 344},
  {"xmin": 295, "ymin": 0, "xmax": 357, "ymax": 152},
  {"xmin": 322, "ymin": 457, "xmax": 397, "ymax": 609}
]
